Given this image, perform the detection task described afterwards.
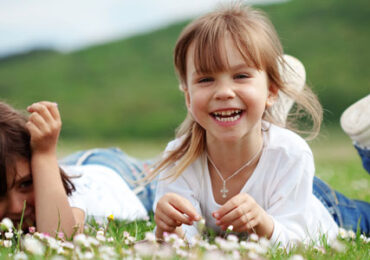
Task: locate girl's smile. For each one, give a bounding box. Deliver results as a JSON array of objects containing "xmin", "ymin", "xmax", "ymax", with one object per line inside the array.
[{"xmin": 210, "ymin": 108, "xmax": 245, "ymax": 126}]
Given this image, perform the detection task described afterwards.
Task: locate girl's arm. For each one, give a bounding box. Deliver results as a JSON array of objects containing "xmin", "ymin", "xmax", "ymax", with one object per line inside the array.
[{"xmin": 26, "ymin": 101, "xmax": 83, "ymax": 237}]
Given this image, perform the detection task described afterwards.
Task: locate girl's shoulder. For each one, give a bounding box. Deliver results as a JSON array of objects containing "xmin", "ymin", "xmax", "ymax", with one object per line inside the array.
[
  {"xmin": 162, "ymin": 136, "xmax": 205, "ymax": 179},
  {"xmin": 265, "ymin": 123, "xmax": 312, "ymax": 157},
  {"xmin": 164, "ymin": 135, "xmax": 187, "ymax": 152}
]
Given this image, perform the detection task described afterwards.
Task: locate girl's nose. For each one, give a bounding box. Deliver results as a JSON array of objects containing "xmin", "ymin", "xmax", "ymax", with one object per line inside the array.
[{"xmin": 214, "ymin": 81, "xmax": 236, "ymax": 100}]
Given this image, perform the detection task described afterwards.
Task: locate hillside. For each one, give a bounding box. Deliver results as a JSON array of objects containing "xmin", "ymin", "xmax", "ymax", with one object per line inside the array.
[{"xmin": 0, "ymin": 0, "xmax": 369, "ymax": 140}]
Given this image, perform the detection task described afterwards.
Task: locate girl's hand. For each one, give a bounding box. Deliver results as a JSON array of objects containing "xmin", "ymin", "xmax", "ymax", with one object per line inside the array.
[
  {"xmin": 155, "ymin": 193, "xmax": 200, "ymax": 238},
  {"xmin": 26, "ymin": 101, "xmax": 61, "ymax": 155},
  {"xmin": 212, "ymin": 193, "xmax": 274, "ymax": 238}
]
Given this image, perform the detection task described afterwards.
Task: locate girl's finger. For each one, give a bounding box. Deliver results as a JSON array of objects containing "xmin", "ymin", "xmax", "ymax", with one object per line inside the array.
[
  {"xmin": 244, "ymin": 217, "xmax": 258, "ymax": 234},
  {"xmin": 160, "ymin": 202, "xmax": 194, "ymax": 225},
  {"xmin": 170, "ymin": 196, "xmax": 200, "ymax": 222},
  {"xmin": 155, "ymin": 218, "xmax": 176, "ymax": 233},
  {"xmin": 230, "ymin": 212, "xmax": 255, "ymax": 232},
  {"xmin": 157, "ymin": 209, "xmax": 180, "ymax": 227},
  {"xmin": 216, "ymin": 203, "xmax": 250, "ymax": 225},
  {"xmin": 37, "ymin": 101, "xmax": 60, "ymax": 121},
  {"xmin": 213, "ymin": 195, "xmax": 247, "ymax": 220},
  {"xmin": 28, "ymin": 112, "xmax": 48, "ymax": 133},
  {"xmin": 25, "ymin": 121, "xmax": 42, "ymax": 139},
  {"xmin": 28, "ymin": 103, "xmax": 54, "ymax": 124}
]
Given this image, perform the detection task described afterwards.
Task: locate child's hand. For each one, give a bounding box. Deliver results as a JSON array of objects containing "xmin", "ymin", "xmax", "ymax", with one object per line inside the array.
[
  {"xmin": 155, "ymin": 193, "xmax": 200, "ymax": 238},
  {"xmin": 26, "ymin": 101, "xmax": 61, "ymax": 155},
  {"xmin": 212, "ymin": 193, "xmax": 273, "ymax": 238}
]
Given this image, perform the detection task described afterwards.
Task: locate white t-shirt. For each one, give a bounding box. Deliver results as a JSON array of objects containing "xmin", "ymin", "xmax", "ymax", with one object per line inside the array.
[
  {"xmin": 154, "ymin": 124, "xmax": 338, "ymax": 247},
  {"xmin": 62, "ymin": 164, "xmax": 148, "ymax": 222}
]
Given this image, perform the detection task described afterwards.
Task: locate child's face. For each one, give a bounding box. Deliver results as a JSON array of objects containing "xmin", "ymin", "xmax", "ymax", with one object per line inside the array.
[
  {"xmin": 0, "ymin": 158, "xmax": 35, "ymax": 230},
  {"xmin": 184, "ymin": 36, "xmax": 276, "ymax": 143}
]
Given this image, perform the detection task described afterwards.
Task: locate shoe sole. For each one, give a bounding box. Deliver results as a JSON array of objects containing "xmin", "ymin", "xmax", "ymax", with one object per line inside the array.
[{"xmin": 340, "ymin": 94, "xmax": 370, "ymax": 146}]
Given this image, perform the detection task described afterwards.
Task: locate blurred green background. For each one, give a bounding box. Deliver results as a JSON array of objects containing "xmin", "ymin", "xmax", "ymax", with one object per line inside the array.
[
  {"xmin": 0, "ymin": 0, "xmax": 369, "ymax": 200},
  {"xmin": 1, "ymin": 0, "xmax": 368, "ymax": 141}
]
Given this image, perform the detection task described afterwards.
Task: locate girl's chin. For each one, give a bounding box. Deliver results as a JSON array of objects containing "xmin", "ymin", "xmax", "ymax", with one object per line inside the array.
[
  {"xmin": 207, "ymin": 132, "xmax": 245, "ymax": 143},
  {"xmin": 20, "ymin": 217, "xmax": 36, "ymax": 232}
]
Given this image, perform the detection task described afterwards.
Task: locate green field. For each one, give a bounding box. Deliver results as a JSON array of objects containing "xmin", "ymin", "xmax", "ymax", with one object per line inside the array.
[{"xmin": 0, "ymin": 0, "xmax": 369, "ymax": 140}]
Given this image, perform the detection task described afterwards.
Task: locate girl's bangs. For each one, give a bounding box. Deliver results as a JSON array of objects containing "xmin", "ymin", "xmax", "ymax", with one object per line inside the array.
[
  {"xmin": 191, "ymin": 24, "xmax": 265, "ymax": 75},
  {"xmin": 191, "ymin": 28, "xmax": 229, "ymax": 75}
]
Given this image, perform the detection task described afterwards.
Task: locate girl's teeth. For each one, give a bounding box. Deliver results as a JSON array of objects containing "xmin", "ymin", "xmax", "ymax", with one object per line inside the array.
[
  {"xmin": 213, "ymin": 110, "xmax": 241, "ymax": 116},
  {"xmin": 215, "ymin": 114, "xmax": 241, "ymax": 122}
]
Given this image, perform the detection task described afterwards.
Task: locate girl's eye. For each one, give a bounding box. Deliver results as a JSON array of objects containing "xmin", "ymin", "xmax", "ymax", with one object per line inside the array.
[
  {"xmin": 234, "ymin": 74, "xmax": 250, "ymax": 79},
  {"xmin": 19, "ymin": 179, "xmax": 33, "ymax": 189},
  {"xmin": 198, "ymin": 77, "xmax": 213, "ymax": 84}
]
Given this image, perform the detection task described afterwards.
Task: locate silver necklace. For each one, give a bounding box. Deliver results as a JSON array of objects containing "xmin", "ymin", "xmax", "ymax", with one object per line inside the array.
[{"xmin": 207, "ymin": 143, "xmax": 263, "ymax": 199}]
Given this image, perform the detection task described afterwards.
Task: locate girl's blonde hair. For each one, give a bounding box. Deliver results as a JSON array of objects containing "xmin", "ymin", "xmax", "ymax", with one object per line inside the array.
[{"xmin": 148, "ymin": 4, "xmax": 322, "ymax": 181}]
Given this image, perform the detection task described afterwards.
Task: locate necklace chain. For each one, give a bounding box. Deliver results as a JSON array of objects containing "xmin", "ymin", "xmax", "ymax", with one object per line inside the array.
[{"xmin": 207, "ymin": 142, "xmax": 263, "ymax": 198}]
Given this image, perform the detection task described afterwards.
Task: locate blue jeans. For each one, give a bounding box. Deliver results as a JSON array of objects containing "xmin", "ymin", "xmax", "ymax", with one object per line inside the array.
[
  {"xmin": 313, "ymin": 177, "xmax": 370, "ymax": 235},
  {"xmin": 313, "ymin": 145, "xmax": 370, "ymax": 235},
  {"xmin": 59, "ymin": 147, "xmax": 157, "ymax": 212}
]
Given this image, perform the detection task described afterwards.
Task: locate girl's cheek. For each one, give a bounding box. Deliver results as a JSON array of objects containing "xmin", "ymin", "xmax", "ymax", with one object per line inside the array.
[
  {"xmin": 27, "ymin": 191, "xmax": 36, "ymax": 207},
  {"xmin": 239, "ymin": 88, "xmax": 267, "ymax": 104}
]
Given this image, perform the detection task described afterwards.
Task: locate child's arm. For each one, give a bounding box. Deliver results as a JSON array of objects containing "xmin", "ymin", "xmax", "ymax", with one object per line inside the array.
[
  {"xmin": 154, "ymin": 192, "xmax": 200, "ymax": 239},
  {"xmin": 26, "ymin": 101, "xmax": 83, "ymax": 236},
  {"xmin": 213, "ymin": 193, "xmax": 274, "ymax": 238}
]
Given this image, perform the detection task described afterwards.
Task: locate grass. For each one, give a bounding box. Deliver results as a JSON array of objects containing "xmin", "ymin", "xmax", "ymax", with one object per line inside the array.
[
  {"xmin": 1, "ymin": 127, "xmax": 370, "ymax": 258},
  {"xmin": 1, "ymin": 215, "xmax": 369, "ymax": 259}
]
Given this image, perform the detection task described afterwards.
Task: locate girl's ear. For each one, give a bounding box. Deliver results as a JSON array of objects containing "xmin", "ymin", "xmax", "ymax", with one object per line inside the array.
[
  {"xmin": 184, "ymin": 89, "xmax": 191, "ymax": 110},
  {"xmin": 266, "ymin": 83, "xmax": 279, "ymax": 108},
  {"xmin": 178, "ymin": 83, "xmax": 186, "ymax": 92},
  {"xmin": 180, "ymin": 82, "xmax": 191, "ymax": 110}
]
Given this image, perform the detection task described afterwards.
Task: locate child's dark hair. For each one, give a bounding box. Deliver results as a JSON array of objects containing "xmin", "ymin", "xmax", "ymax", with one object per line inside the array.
[{"xmin": 0, "ymin": 101, "xmax": 75, "ymax": 196}]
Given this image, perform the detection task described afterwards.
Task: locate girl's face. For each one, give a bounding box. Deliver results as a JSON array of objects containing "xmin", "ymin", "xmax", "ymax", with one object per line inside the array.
[
  {"xmin": 184, "ymin": 36, "xmax": 277, "ymax": 144},
  {"xmin": 0, "ymin": 158, "xmax": 35, "ymax": 230}
]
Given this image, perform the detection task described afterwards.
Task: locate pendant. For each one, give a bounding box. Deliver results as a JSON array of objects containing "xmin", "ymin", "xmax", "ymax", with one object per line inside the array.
[{"xmin": 220, "ymin": 182, "xmax": 229, "ymax": 198}]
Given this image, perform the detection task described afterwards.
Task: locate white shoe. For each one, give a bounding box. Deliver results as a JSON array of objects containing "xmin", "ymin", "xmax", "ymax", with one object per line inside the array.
[
  {"xmin": 340, "ymin": 94, "xmax": 370, "ymax": 147},
  {"xmin": 272, "ymin": 54, "xmax": 306, "ymax": 125}
]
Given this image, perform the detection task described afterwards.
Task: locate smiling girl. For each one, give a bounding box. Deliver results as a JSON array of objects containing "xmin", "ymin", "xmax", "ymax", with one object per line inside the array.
[{"xmin": 151, "ymin": 4, "xmax": 369, "ymax": 248}]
